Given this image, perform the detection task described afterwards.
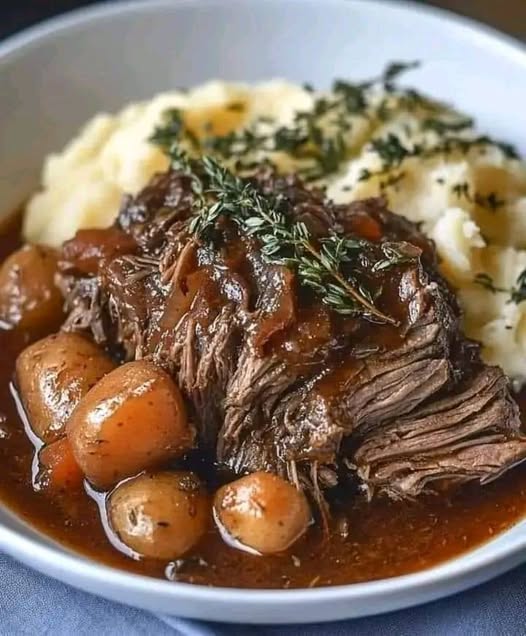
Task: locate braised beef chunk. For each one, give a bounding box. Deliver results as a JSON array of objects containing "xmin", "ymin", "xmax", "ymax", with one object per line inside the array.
[
  {"xmin": 354, "ymin": 367, "xmax": 524, "ymax": 499},
  {"xmin": 58, "ymin": 168, "xmax": 526, "ymax": 499}
]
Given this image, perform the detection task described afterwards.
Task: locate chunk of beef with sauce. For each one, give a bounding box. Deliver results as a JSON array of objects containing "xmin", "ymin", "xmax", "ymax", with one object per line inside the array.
[{"xmin": 58, "ymin": 168, "xmax": 526, "ymax": 500}]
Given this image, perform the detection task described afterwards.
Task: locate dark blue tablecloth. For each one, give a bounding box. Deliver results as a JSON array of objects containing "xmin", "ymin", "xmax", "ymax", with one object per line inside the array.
[{"xmin": 2, "ymin": 551, "xmax": 526, "ymax": 635}]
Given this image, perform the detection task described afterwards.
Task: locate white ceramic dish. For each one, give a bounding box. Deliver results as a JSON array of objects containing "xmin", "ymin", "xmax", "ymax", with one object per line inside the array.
[{"xmin": 1, "ymin": 0, "xmax": 526, "ymax": 624}]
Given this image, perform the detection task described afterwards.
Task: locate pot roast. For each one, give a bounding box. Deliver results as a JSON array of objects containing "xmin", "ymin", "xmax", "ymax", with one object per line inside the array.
[{"xmin": 57, "ymin": 166, "xmax": 526, "ymax": 503}]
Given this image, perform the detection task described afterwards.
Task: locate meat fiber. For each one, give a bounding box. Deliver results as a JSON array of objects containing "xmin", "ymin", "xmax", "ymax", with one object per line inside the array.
[{"xmin": 58, "ymin": 167, "xmax": 526, "ymax": 500}]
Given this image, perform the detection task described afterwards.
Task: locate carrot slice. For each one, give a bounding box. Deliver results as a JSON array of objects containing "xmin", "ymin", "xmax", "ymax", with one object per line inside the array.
[{"xmin": 38, "ymin": 437, "xmax": 84, "ymax": 492}]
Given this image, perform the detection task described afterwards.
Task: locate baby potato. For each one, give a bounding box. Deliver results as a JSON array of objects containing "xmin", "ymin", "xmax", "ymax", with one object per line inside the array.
[
  {"xmin": 214, "ymin": 471, "xmax": 311, "ymax": 555},
  {"xmin": 0, "ymin": 244, "xmax": 64, "ymax": 335},
  {"xmin": 108, "ymin": 471, "xmax": 209, "ymax": 559},
  {"xmin": 67, "ymin": 360, "xmax": 193, "ymax": 489},
  {"xmin": 16, "ymin": 332, "xmax": 116, "ymax": 442}
]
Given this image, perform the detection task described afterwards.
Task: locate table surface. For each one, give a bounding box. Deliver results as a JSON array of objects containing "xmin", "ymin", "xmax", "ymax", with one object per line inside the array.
[{"xmin": 425, "ymin": 0, "xmax": 525, "ymax": 39}]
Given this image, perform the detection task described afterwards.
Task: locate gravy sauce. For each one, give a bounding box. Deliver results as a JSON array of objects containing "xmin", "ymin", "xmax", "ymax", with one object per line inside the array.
[{"xmin": 1, "ymin": 215, "xmax": 526, "ymax": 589}]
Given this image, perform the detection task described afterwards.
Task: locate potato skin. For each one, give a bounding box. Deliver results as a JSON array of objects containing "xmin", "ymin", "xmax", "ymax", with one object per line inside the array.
[
  {"xmin": 0, "ymin": 244, "xmax": 64, "ymax": 335},
  {"xmin": 214, "ymin": 471, "xmax": 311, "ymax": 555},
  {"xmin": 67, "ymin": 360, "xmax": 193, "ymax": 489},
  {"xmin": 16, "ymin": 332, "xmax": 116, "ymax": 442},
  {"xmin": 108, "ymin": 471, "xmax": 209, "ymax": 559}
]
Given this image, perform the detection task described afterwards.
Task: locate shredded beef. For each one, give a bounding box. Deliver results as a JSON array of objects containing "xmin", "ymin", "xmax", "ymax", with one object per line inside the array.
[{"xmin": 57, "ymin": 168, "xmax": 526, "ymax": 500}]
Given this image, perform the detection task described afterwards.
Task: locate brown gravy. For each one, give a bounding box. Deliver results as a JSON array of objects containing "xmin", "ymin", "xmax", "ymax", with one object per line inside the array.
[{"xmin": 1, "ymin": 215, "xmax": 526, "ymax": 589}]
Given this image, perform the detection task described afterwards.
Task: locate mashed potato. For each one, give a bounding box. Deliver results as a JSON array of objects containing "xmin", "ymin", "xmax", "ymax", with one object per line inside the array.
[{"xmin": 24, "ymin": 76, "xmax": 526, "ymax": 380}]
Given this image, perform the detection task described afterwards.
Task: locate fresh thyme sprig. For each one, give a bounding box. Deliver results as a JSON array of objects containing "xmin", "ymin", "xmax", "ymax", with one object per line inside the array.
[
  {"xmin": 193, "ymin": 153, "xmax": 396, "ymax": 323},
  {"xmin": 153, "ymin": 62, "xmax": 426, "ymax": 182},
  {"xmin": 150, "ymin": 122, "xmax": 397, "ymax": 323}
]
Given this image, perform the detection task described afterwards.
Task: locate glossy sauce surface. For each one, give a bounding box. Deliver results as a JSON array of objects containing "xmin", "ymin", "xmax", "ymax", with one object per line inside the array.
[{"xmin": 1, "ymin": 216, "xmax": 526, "ymax": 588}]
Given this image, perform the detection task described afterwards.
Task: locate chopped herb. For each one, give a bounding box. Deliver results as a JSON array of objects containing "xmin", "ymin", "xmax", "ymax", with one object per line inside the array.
[
  {"xmin": 332, "ymin": 80, "xmax": 368, "ymax": 114},
  {"xmin": 452, "ymin": 182, "xmax": 472, "ymax": 201},
  {"xmin": 204, "ymin": 127, "xmax": 268, "ymax": 159},
  {"xmin": 149, "ymin": 108, "xmax": 185, "ymax": 150},
  {"xmin": 150, "ymin": 64, "xmax": 520, "ymax": 189},
  {"xmin": 361, "ymin": 132, "xmax": 520, "ymax": 187},
  {"xmin": 422, "ymin": 117, "xmax": 473, "ymax": 134},
  {"xmin": 451, "ymin": 183, "xmax": 506, "ymax": 212},
  {"xmin": 392, "ymin": 88, "xmax": 445, "ymax": 115},
  {"xmin": 358, "ymin": 168, "xmax": 373, "ymax": 182},
  {"xmin": 381, "ymin": 61, "xmax": 420, "ymax": 90},
  {"xmin": 372, "ymin": 243, "xmax": 417, "ymax": 272},
  {"xmin": 379, "ymin": 171, "xmax": 406, "ymax": 191},
  {"xmin": 474, "ymin": 273, "xmax": 508, "ymax": 293},
  {"xmin": 433, "ymin": 135, "xmax": 519, "ymax": 160},
  {"xmin": 151, "ymin": 120, "xmax": 399, "ymax": 323},
  {"xmin": 370, "ymin": 134, "xmax": 419, "ymax": 169},
  {"xmin": 475, "ymin": 192, "xmax": 506, "ymax": 212},
  {"xmin": 511, "ymin": 270, "xmax": 526, "ymax": 304}
]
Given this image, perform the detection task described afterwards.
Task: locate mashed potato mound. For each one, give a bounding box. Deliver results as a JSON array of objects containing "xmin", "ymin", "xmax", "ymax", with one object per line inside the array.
[{"xmin": 24, "ymin": 78, "xmax": 526, "ymax": 380}]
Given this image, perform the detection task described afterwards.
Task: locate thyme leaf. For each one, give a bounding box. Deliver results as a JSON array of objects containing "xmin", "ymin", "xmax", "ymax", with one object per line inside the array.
[
  {"xmin": 450, "ymin": 182, "xmax": 506, "ymax": 212},
  {"xmin": 474, "ymin": 273, "xmax": 508, "ymax": 294},
  {"xmin": 149, "ymin": 108, "xmax": 185, "ymax": 150},
  {"xmin": 381, "ymin": 61, "xmax": 420, "ymax": 90},
  {"xmin": 421, "ymin": 117, "xmax": 474, "ymax": 134},
  {"xmin": 475, "ymin": 192, "xmax": 506, "ymax": 212},
  {"xmin": 511, "ymin": 270, "xmax": 526, "ymax": 304},
  {"xmin": 150, "ymin": 63, "xmax": 520, "ymax": 192},
  {"xmin": 369, "ymin": 134, "xmax": 421, "ymax": 170},
  {"xmin": 195, "ymin": 154, "xmax": 396, "ymax": 323},
  {"xmin": 151, "ymin": 121, "xmax": 402, "ymax": 323}
]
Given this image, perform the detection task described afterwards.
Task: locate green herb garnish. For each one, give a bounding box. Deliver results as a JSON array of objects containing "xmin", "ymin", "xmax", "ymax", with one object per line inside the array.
[
  {"xmin": 421, "ymin": 117, "xmax": 474, "ymax": 135},
  {"xmin": 452, "ymin": 182, "xmax": 471, "ymax": 201},
  {"xmin": 475, "ymin": 192, "xmax": 506, "ymax": 212},
  {"xmin": 511, "ymin": 270, "xmax": 526, "ymax": 304},
  {"xmin": 189, "ymin": 153, "xmax": 396, "ymax": 323},
  {"xmin": 450, "ymin": 182, "xmax": 506, "ymax": 212},
  {"xmin": 151, "ymin": 122, "xmax": 400, "ymax": 323},
  {"xmin": 370, "ymin": 134, "xmax": 421, "ymax": 170},
  {"xmin": 474, "ymin": 273, "xmax": 508, "ymax": 294}
]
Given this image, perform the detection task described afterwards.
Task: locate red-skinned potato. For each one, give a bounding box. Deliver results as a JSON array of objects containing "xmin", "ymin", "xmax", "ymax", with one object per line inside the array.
[
  {"xmin": 214, "ymin": 471, "xmax": 311, "ymax": 555},
  {"xmin": 108, "ymin": 471, "xmax": 209, "ymax": 559},
  {"xmin": 16, "ymin": 332, "xmax": 116, "ymax": 442},
  {"xmin": 67, "ymin": 360, "xmax": 193, "ymax": 489},
  {"xmin": 0, "ymin": 244, "xmax": 64, "ymax": 335}
]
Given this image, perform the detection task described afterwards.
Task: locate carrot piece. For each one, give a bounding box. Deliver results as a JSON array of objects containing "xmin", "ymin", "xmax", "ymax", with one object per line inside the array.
[
  {"xmin": 349, "ymin": 214, "xmax": 382, "ymax": 241},
  {"xmin": 38, "ymin": 437, "xmax": 84, "ymax": 491}
]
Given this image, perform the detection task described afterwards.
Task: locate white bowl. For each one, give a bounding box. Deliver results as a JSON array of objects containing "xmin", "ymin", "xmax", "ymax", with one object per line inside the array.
[{"xmin": 0, "ymin": 0, "xmax": 525, "ymax": 624}]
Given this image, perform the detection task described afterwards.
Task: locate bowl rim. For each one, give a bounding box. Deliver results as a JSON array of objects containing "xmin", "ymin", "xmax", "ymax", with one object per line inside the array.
[
  {"xmin": 0, "ymin": 0, "xmax": 525, "ymax": 65},
  {"xmin": 1, "ymin": 0, "xmax": 526, "ymax": 609}
]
